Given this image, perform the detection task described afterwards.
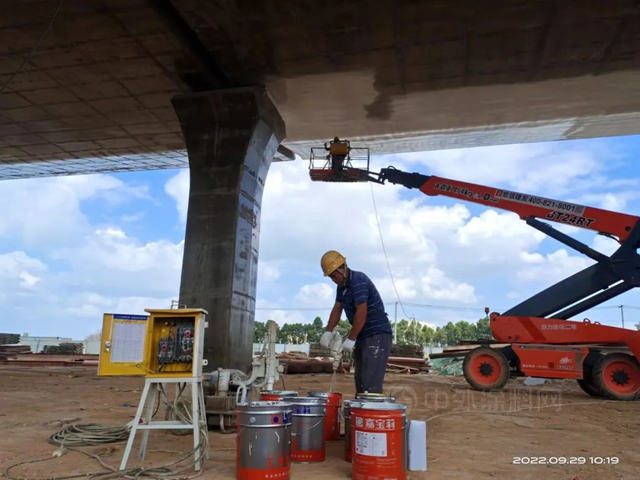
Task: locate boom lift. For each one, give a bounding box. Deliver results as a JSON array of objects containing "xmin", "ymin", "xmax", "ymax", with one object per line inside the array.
[{"xmin": 310, "ymin": 138, "xmax": 640, "ymax": 400}]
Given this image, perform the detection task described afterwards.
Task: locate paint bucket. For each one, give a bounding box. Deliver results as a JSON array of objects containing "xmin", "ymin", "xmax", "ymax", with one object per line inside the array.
[
  {"xmin": 344, "ymin": 393, "xmax": 396, "ymax": 462},
  {"xmin": 289, "ymin": 397, "xmax": 327, "ymax": 462},
  {"xmin": 350, "ymin": 401, "xmax": 407, "ymax": 480},
  {"xmin": 236, "ymin": 401, "xmax": 293, "ymax": 480},
  {"xmin": 308, "ymin": 391, "xmax": 342, "ymax": 441},
  {"xmin": 259, "ymin": 390, "xmax": 298, "ymax": 401}
]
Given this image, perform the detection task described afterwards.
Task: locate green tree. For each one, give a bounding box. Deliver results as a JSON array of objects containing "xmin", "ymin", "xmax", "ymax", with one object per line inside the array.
[
  {"xmin": 395, "ymin": 319, "xmax": 410, "ymax": 344},
  {"xmin": 476, "ymin": 316, "xmax": 492, "ymax": 339},
  {"xmin": 335, "ymin": 319, "xmax": 351, "ymax": 337},
  {"xmin": 254, "ymin": 321, "xmax": 266, "ymax": 342},
  {"xmin": 421, "ymin": 324, "xmax": 435, "ymax": 344},
  {"xmin": 433, "ymin": 327, "xmax": 446, "ymax": 344},
  {"xmin": 278, "ymin": 323, "xmax": 308, "ymax": 344},
  {"xmin": 306, "ymin": 316, "xmax": 325, "ymax": 343}
]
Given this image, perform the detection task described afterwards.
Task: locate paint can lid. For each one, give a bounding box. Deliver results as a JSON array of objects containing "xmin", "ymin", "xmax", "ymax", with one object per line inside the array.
[
  {"xmin": 356, "ymin": 392, "xmax": 396, "ymax": 402},
  {"xmin": 288, "ymin": 396, "xmax": 328, "ymax": 405},
  {"xmin": 237, "ymin": 400, "xmax": 293, "ymax": 413},
  {"xmin": 349, "ymin": 401, "xmax": 407, "ymax": 412},
  {"xmin": 308, "ymin": 391, "xmax": 343, "ymax": 399},
  {"xmin": 260, "ymin": 390, "xmax": 298, "ymax": 397}
]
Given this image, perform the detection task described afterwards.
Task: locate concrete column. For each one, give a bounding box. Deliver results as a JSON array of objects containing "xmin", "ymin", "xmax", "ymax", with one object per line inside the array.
[{"xmin": 172, "ymin": 87, "xmax": 285, "ymax": 372}]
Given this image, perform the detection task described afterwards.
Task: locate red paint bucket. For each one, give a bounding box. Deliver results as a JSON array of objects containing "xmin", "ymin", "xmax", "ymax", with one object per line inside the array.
[
  {"xmin": 289, "ymin": 397, "xmax": 327, "ymax": 462},
  {"xmin": 350, "ymin": 401, "xmax": 407, "ymax": 480},
  {"xmin": 259, "ymin": 390, "xmax": 298, "ymax": 401},
  {"xmin": 344, "ymin": 394, "xmax": 396, "ymax": 462},
  {"xmin": 308, "ymin": 391, "xmax": 342, "ymax": 441}
]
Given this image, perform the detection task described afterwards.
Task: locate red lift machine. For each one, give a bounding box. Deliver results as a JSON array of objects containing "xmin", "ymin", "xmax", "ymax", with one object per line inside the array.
[{"xmin": 310, "ymin": 138, "xmax": 640, "ymax": 400}]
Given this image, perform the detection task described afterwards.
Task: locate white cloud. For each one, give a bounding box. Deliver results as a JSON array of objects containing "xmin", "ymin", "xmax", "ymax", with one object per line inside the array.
[
  {"xmin": 258, "ymin": 159, "xmax": 548, "ymax": 323},
  {"xmin": 1, "ymin": 138, "xmax": 638, "ymax": 339},
  {"xmin": 19, "ymin": 271, "xmax": 40, "ymax": 288},
  {"xmin": 0, "ymin": 172, "xmax": 186, "ymax": 338},
  {"xmin": 97, "ymin": 227, "xmax": 127, "ymax": 241},
  {"xmin": 516, "ymin": 248, "xmax": 592, "ymax": 284},
  {"xmin": 418, "ymin": 267, "xmax": 476, "ymax": 302},
  {"xmin": 257, "ymin": 261, "xmax": 281, "ymax": 284},
  {"xmin": 165, "ymin": 169, "xmax": 189, "ymax": 223},
  {"xmin": 0, "ymin": 251, "xmax": 46, "ymax": 291},
  {"xmin": 295, "ymin": 283, "xmax": 334, "ymax": 306},
  {"xmin": 0, "ymin": 174, "xmax": 149, "ymax": 248},
  {"xmin": 392, "ymin": 142, "xmax": 604, "ymax": 196},
  {"xmin": 254, "ymin": 304, "xmax": 316, "ymax": 327},
  {"xmin": 53, "ymin": 230, "xmax": 183, "ymax": 295},
  {"xmin": 592, "ymin": 235, "xmax": 620, "ymax": 256}
]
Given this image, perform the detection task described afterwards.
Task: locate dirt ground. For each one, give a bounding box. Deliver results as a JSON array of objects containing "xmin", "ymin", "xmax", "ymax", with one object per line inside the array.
[{"xmin": 0, "ymin": 366, "xmax": 638, "ymax": 480}]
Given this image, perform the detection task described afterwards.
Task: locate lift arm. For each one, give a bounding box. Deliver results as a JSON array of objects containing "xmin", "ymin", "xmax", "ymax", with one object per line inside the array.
[
  {"xmin": 368, "ymin": 167, "xmax": 640, "ymax": 319},
  {"xmin": 376, "ymin": 167, "xmax": 639, "ymax": 243}
]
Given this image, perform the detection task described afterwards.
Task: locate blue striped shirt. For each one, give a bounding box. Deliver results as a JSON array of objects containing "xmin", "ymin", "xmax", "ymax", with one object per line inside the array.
[{"xmin": 336, "ymin": 269, "xmax": 392, "ymax": 341}]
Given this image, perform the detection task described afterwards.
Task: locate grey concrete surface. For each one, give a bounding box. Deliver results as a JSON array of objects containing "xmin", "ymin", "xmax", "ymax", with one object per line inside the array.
[
  {"xmin": 172, "ymin": 87, "xmax": 285, "ymax": 371},
  {"xmin": 1, "ymin": 1, "xmax": 640, "ymax": 177}
]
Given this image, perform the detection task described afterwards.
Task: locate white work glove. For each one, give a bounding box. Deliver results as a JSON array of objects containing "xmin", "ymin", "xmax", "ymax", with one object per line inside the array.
[
  {"xmin": 341, "ymin": 338, "xmax": 355, "ymax": 353},
  {"xmin": 319, "ymin": 330, "xmax": 333, "ymax": 348}
]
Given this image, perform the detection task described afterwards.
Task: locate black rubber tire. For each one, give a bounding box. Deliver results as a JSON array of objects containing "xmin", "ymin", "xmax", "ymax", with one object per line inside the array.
[
  {"xmin": 577, "ymin": 352, "xmax": 604, "ymax": 397},
  {"xmin": 463, "ymin": 347, "xmax": 510, "ymax": 391},
  {"xmin": 577, "ymin": 375, "xmax": 603, "ymax": 397},
  {"xmin": 593, "ymin": 353, "xmax": 640, "ymax": 401}
]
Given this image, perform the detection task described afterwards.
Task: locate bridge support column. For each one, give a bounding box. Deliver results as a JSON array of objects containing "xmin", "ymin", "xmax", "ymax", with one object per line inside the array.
[{"xmin": 171, "ymin": 87, "xmax": 285, "ymax": 372}]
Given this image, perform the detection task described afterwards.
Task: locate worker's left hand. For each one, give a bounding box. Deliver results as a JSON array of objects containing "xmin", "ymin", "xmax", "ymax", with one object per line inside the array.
[
  {"xmin": 341, "ymin": 338, "xmax": 355, "ymax": 353},
  {"xmin": 319, "ymin": 331, "xmax": 333, "ymax": 348}
]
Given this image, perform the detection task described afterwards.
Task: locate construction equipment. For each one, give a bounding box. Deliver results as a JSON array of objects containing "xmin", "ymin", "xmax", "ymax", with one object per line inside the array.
[
  {"xmin": 310, "ymin": 140, "xmax": 640, "ymax": 400},
  {"xmin": 206, "ymin": 319, "xmax": 285, "ymax": 430}
]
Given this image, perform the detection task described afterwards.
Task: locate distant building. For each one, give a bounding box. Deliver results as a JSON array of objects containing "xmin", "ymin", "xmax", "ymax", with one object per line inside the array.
[
  {"xmin": 20, "ymin": 333, "xmax": 74, "ymax": 353},
  {"xmin": 19, "ymin": 333, "xmax": 101, "ymax": 354}
]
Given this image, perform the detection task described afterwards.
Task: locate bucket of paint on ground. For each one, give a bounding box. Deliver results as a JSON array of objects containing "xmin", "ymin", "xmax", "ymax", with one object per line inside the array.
[
  {"xmin": 350, "ymin": 401, "xmax": 407, "ymax": 480},
  {"xmin": 236, "ymin": 401, "xmax": 293, "ymax": 480},
  {"xmin": 259, "ymin": 390, "xmax": 298, "ymax": 401},
  {"xmin": 289, "ymin": 396, "xmax": 327, "ymax": 462},
  {"xmin": 344, "ymin": 393, "xmax": 396, "ymax": 462},
  {"xmin": 308, "ymin": 391, "xmax": 342, "ymax": 441}
]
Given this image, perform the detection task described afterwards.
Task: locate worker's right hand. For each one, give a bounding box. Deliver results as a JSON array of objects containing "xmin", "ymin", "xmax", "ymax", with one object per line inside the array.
[
  {"xmin": 319, "ymin": 330, "xmax": 333, "ymax": 348},
  {"xmin": 340, "ymin": 338, "xmax": 355, "ymax": 353}
]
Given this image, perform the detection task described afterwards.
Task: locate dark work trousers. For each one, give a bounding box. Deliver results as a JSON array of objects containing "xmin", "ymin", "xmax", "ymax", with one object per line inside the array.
[{"xmin": 353, "ymin": 333, "xmax": 393, "ymax": 394}]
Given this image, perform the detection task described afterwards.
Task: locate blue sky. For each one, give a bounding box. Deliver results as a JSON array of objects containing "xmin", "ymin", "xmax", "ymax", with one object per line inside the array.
[{"xmin": 1, "ymin": 135, "xmax": 640, "ymax": 339}]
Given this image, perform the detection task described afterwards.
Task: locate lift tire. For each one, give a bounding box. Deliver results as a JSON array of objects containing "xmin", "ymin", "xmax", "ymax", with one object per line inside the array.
[
  {"xmin": 593, "ymin": 353, "xmax": 640, "ymax": 401},
  {"xmin": 463, "ymin": 347, "xmax": 510, "ymax": 391},
  {"xmin": 577, "ymin": 352, "xmax": 604, "ymax": 397},
  {"xmin": 577, "ymin": 376, "xmax": 603, "ymax": 397}
]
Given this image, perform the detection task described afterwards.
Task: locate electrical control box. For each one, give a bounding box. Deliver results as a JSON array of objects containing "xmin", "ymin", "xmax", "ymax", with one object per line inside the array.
[{"xmin": 98, "ymin": 308, "xmax": 207, "ymax": 377}]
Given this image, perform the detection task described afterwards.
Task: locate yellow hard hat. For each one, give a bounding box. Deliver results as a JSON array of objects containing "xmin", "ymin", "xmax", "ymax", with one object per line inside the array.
[{"xmin": 320, "ymin": 250, "xmax": 346, "ymax": 276}]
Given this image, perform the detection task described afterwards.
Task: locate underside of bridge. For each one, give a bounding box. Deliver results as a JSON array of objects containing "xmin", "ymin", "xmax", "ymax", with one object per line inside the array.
[{"xmin": 2, "ymin": 0, "xmax": 640, "ymax": 369}]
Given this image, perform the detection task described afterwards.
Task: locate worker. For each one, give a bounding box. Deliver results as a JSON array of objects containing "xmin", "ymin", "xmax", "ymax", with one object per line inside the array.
[
  {"xmin": 325, "ymin": 136, "xmax": 350, "ymax": 171},
  {"xmin": 319, "ymin": 250, "xmax": 393, "ymax": 393}
]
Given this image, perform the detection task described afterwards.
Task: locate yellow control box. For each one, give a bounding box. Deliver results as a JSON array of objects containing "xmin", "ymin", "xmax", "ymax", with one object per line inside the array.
[{"xmin": 98, "ymin": 308, "xmax": 207, "ymax": 377}]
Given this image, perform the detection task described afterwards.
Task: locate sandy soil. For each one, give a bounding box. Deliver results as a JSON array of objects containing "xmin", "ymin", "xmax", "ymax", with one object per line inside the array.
[{"xmin": 0, "ymin": 366, "xmax": 638, "ymax": 480}]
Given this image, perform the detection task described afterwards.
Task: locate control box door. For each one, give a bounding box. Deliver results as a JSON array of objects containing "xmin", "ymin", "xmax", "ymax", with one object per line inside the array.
[{"xmin": 98, "ymin": 313, "xmax": 149, "ymax": 376}]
